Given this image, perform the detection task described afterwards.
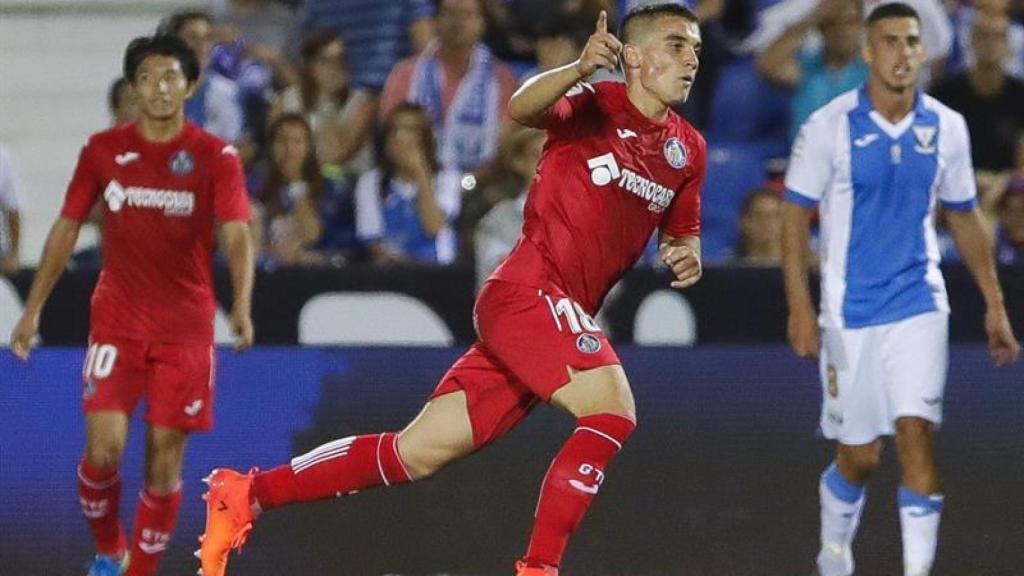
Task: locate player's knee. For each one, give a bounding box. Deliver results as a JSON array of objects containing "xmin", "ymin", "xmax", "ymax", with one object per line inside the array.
[
  {"xmin": 84, "ymin": 442, "xmax": 125, "ymax": 471},
  {"xmin": 839, "ymin": 440, "xmax": 883, "ymax": 476},
  {"xmin": 895, "ymin": 417, "xmax": 935, "ymax": 446}
]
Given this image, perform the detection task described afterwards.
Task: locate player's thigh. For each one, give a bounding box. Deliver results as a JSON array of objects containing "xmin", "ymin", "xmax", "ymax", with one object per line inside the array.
[
  {"xmin": 475, "ymin": 280, "xmax": 622, "ymax": 405},
  {"xmin": 146, "ymin": 342, "xmax": 216, "ymax": 432},
  {"xmin": 883, "ymin": 311, "xmax": 949, "ymax": 427},
  {"xmin": 82, "ymin": 335, "xmax": 147, "ymax": 420},
  {"xmin": 819, "ymin": 324, "xmax": 890, "ymax": 445},
  {"xmin": 550, "ymin": 364, "xmax": 635, "ymax": 420},
  {"xmin": 426, "ymin": 343, "xmax": 539, "ymax": 451}
]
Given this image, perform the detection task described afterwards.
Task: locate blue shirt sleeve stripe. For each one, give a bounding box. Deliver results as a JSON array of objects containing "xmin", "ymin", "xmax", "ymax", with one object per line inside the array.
[
  {"xmin": 783, "ymin": 188, "xmax": 819, "ymax": 208},
  {"xmin": 941, "ymin": 197, "xmax": 977, "ymax": 212}
]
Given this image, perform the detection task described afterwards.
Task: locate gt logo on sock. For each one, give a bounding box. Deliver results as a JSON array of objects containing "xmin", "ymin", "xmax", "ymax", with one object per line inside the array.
[{"xmin": 568, "ymin": 463, "xmax": 605, "ymax": 495}]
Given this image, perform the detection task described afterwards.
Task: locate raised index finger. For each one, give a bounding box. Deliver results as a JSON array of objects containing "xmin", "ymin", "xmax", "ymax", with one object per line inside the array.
[{"xmin": 596, "ymin": 10, "xmax": 607, "ymax": 34}]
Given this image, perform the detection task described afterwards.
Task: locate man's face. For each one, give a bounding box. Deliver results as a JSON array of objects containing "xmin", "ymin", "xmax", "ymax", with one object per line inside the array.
[
  {"xmin": 864, "ymin": 16, "xmax": 925, "ymax": 92},
  {"xmin": 820, "ymin": 4, "xmax": 863, "ymax": 62},
  {"xmin": 179, "ymin": 17, "xmax": 213, "ymax": 69},
  {"xmin": 972, "ymin": 13, "xmax": 1010, "ymax": 69},
  {"xmin": 630, "ymin": 15, "xmax": 702, "ymax": 106},
  {"xmin": 132, "ymin": 55, "xmax": 193, "ymax": 121},
  {"xmin": 741, "ymin": 194, "xmax": 783, "ymax": 249},
  {"xmin": 437, "ymin": 0, "xmax": 485, "ymax": 51}
]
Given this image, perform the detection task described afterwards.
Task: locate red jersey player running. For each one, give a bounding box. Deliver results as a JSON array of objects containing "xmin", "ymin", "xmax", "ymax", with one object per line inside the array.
[
  {"xmin": 9, "ymin": 35, "xmax": 255, "ymax": 576},
  {"xmin": 199, "ymin": 5, "xmax": 704, "ymax": 575}
]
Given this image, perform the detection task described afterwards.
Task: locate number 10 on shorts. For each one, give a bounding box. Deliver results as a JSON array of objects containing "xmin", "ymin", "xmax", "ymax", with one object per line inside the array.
[
  {"xmin": 544, "ymin": 294, "xmax": 600, "ymax": 334},
  {"xmin": 83, "ymin": 343, "xmax": 119, "ymax": 380}
]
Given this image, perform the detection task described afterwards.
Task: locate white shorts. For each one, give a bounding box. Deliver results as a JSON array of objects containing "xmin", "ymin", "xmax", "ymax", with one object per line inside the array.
[{"xmin": 819, "ymin": 311, "xmax": 949, "ymax": 445}]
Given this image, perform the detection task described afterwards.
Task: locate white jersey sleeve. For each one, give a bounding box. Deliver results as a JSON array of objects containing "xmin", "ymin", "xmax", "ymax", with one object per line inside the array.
[
  {"xmin": 935, "ymin": 108, "xmax": 977, "ymax": 210},
  {"xmin": 784, "ymin": 109, "xmax": 838, "ymax": 206}
]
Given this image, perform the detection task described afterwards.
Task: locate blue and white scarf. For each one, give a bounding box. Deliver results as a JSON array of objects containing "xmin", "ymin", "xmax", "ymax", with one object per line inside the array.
[{"xmin": 408, "ymin": 41, "xmax": 500, "ymax": 172}]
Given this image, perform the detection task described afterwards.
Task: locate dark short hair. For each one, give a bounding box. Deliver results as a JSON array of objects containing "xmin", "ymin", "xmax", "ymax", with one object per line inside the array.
[
  {"xmin": 123, "ymin": 34, "xmax": 201, "ymax": 84},
  {"xmin": 619, "ymin": 2, "xmax": 698, "ymax": 43},
  {"xmin": 157, "ymin": 9, "xmax": 212, "ymax": 37},
  {"xmin": 107, "ymin": 76, "xmax": 130, "ymax": 113},
  {"xmin": 866, "ymin": 2, "xmax": 920, "ymax": 26}
]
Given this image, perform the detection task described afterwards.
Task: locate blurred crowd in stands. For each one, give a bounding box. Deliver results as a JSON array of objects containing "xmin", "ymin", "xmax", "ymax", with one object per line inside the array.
[{"xmin": 1, "ymin": 0, "xmax": 1023, "ymax": 286}]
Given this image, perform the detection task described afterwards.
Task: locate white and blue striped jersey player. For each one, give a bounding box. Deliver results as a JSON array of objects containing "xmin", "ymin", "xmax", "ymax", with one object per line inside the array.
[{"xmin": 783, "ymin": 84, "xmax": 976, "ymax": 443}]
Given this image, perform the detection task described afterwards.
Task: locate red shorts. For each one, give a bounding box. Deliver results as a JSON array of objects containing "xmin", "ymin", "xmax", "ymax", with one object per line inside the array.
[
  {"xmin": 81, "ymin": 334, "xmax": 216, "ymax": 432},
  {"xmin": 431, "ymin": 280, "xmax": 620, "ymax": 448}
]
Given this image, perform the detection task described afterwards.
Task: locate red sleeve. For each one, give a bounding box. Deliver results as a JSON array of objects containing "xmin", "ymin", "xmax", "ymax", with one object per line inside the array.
[
  {"xmin": 659, "ymin": 135, "xmax": 706, "ymax": 238},
  {"xmin": 60, "ymin": 139, "xmax": 102, "ymax": 221},
  {"xmin": 539, "ymin": 81, "xmax": 598, "ymax": 136},
  {"xmin": 213, "ymin": 144, "xmax": 252, "ymax": 222}
]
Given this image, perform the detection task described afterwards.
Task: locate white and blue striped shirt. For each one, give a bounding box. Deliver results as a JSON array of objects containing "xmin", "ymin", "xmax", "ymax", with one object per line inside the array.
[{"xmin": 784, "ymin": 85, "xmax": 977, "ymax": 329}]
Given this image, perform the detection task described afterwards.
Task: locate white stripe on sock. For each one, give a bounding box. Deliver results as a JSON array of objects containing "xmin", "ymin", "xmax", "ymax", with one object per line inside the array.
[
  {"xmin": 291, "ymin": 437, "xmax": 356, "ymax": 469},
  {"xmin": 376, "ymin": 435, "xmax": 390, "ymax": 486},
  {"xmin": 574, "ymin": 426, "xmax": 622, "ymax": 450},
  {"xmin": 291, "ymin": 447, "xmax": 352, "ymax": 473}
]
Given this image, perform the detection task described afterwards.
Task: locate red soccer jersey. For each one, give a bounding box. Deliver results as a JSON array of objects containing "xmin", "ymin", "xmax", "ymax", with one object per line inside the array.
[
  {"xmin": 61, "ymin": 122, "xmax": 251, "ymax": 344},
  {"xmin": 492, "ymin": 81, "xmax": 706, "ymax": 313}
]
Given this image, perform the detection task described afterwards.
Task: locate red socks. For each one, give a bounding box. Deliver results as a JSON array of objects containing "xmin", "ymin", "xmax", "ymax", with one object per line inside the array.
[
  {"xmin": 523, "ymin": 413, "xmax": 636, "ymax": 568},
  {"xmin": 125, "ymin": 487, "xmax": 181, "ymax": 576},
  {"xmin": 252, "ymin": 432, "xmax": 412, "ymax": 511},
  {"xmin": 78, "ymin": 459, "xmax": 126, "ymax": 556}
]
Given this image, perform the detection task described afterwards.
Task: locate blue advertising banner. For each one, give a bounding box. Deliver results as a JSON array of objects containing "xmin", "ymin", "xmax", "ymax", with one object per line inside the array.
[{"xmin": 1, "ymin": 346, "xmax": 1021, "ymax": 575}]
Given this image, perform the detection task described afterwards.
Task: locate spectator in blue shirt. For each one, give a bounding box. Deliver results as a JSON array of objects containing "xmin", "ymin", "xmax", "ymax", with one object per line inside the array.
[
  {"xmin": 356, "ymin": 103, "xmax": 461, "ymax": 265},
  {"xmin": 756, "ymin": 0, "xmax": 868, "ymax": 139},
  {"xmin": 161, "ymin": 10, "xmax": 245, "ymax": 142}
]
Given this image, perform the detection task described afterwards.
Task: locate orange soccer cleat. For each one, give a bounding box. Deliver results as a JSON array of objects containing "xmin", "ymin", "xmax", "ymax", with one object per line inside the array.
[
  {"xmin": 197, "ymin": 468, "xmax": 258, "ymax": 576},
  {"xmin": 514, "ymin": 561, "xmax": 559, "ymax": 576}
]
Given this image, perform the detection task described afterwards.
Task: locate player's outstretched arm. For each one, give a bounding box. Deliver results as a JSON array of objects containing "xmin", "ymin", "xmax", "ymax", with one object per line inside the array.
[
  {"xmin": 781, "ymin": 202, "xmax": 819, "ymax": 358},
  {"xmin": 659, "ymin": 233, "xmax": 702, "ymax": 289},
  {"xmin": 946, "ymin": 208, "xmax": 1021, "ymax": 366},
  {"xmin": 9, "ymin": 217, "xmax": 81, "ymax": 360},
  {"xmin": 508, "ymin": 10, "xmax": 621, "ymax": 127},
  {"xmin": 220, "ymin": 220, "xmax": 255, "ymax": 353}
]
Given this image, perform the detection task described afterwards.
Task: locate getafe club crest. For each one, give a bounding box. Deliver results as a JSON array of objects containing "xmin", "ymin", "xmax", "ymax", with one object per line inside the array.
[
  {"xmin": 576, "ymin": 333, "xmax": 602, "ymax": 354},
  {"xmin": 663, "ymin": 137, "xmax": 687, "ymax": 169},
  {"xmin": 170, "ymin": 150, "xmax": 195, "ymax": 176},
  {"xmin": 912, "ymin": 126, "xmax": 936, "ymax": 154}
]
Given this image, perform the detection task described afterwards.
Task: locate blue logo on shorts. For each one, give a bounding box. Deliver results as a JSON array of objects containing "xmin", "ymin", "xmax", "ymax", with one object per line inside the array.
[
  {"xmin": 170, "ymin": 150, "xmax": 194, "ymax": 176},
  {"xmin": 576, "ymin": 333, "xmax": 602, "ymax": 354}
]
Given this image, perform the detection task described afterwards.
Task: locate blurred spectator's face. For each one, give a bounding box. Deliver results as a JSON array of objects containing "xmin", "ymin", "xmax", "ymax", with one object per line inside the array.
[
  {"xmin": 179, "ymin": 17, "xmax": 214, "ymax": 69},
  {"xmin": 311, "ymin": 39, "xmax": 348, "ymax": 94},
  {"xmin": 536, "ymin": 35, "xmax": 582, "ymax": 71},
  {"xmin": 974, "ymin": 0, "xmax": 1010, "ymax": 12},
  {"xmin": 865, "ymin": 16, "xmax": 925, "ymax": 92},
  {"xmin": 741, "ymin": 193, "xmax": 782, "ymax": 258},
  {"xmin": 437, "ymin": 0, "xmax": 485, "ymax": 51},
  {"xmin": 112, "ymin": 82, "xmax": 139, "ymax": 126},
  {"xmin": 386, "ymin": 110, "xmax": 432, "ymax": 162},
  {"xmin": 627, "ymin": 15, "xmax": 701, "ymax": 105},
  {"xmin": 1001, "ymin": 193, "xmax": 1024, "ymax": 242},
  {"xmin": 272, "ymin": 121, "xmax": 311, "ymax": 176},
  {"xmin": 132, "ymin": 55, "xmax": 193, "ymax": 121},
  {"xmin": 820, "ymin": 4, "xmax": 863, "ymax": 63},
  {"xmin": 972, "ymin": 13, "xmax": 1010, "ymax": 68}
]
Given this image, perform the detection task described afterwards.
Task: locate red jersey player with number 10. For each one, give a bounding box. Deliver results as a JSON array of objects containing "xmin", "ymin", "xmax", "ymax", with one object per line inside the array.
[
  {"xmin": 199, "ymin": 4, "xmax": 705, "ymax": 575},
  {"xmin": 9, "ymin": 35, "xmax": 254, "ymax": 576}
]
